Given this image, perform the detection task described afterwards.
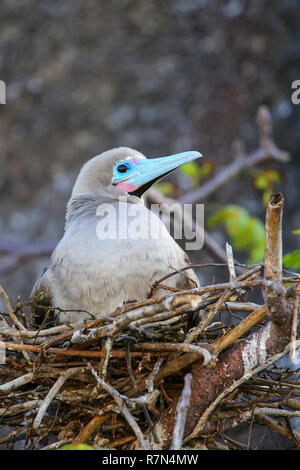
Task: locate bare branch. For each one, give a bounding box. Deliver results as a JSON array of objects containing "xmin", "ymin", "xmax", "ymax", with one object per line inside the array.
[
  {"xmin": 170, "ymin": 373, "xmax": 193, "ymax": 450},
  {"xmin": 263, "ymin": 193, "xmax": 287, "ymax": 324},
  {"xmin": 33, "ymin": 367, "xmax": 85, "ymax": 429},
  {"xmin": 290, "ymin": 284, "xmax": 300, "ymax": 362},
  {"xmin": 0, "ymin": 283, "xmax": 26, "ymax": 331},
  {"xmin": 0, "ymin": 399, "xmax": 43, "ymax": 417},
  {"xmin": 0, "ymin": 371, "xmax": 34, "ymax": 393}
]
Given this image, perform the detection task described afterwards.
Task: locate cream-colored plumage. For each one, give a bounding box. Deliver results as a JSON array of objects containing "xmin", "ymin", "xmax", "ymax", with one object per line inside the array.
[{"xmin": 31, "ymin": 147, "xmax": 200, "ymax": 323}]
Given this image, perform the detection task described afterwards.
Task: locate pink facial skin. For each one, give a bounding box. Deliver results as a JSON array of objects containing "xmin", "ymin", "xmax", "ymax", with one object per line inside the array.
[
  {"xmin": 127, "ymin": 157, "xmax": 141, "ymax": 166},
  {"xmin": 116, "ymin": 180, "xmax": 138, "ymax": 192}
]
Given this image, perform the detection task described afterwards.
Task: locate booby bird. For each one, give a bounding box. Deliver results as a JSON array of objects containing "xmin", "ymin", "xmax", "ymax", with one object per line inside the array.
[{"xmin": 31, "ymin": 147, "xmax": 202, "ymax": 323}]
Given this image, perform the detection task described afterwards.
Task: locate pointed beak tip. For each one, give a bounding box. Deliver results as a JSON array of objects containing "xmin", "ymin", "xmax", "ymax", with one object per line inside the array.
[{"xmin": 190, "ymin": 151, "xmax": 203, "ymax": 159}]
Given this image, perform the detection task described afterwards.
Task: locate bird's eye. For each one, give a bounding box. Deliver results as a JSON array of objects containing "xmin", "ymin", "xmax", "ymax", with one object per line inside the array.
[{"xmin": 116, "ymin": 162, "xmax": 131, "ymax": 174}]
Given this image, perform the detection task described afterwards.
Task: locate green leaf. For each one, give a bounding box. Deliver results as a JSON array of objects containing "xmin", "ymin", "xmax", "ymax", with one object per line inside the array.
[
  {"xmin": 254, "ymin": 173, "xmax": 269, "ymax": 190},
  {"xmin": 251, "ymin": 169, "xmax": 282, "ymax": 206},
  {"xmin": 283, "ymin": 250, "xmax": 300, "ymax": 269},
  {"xmin": 180, "ymin": 161, "xmax": 213, "ymax": 188},
  {"xmin": 60, "ymin": 444, "xmax": 94, "ymax": 450},
  {"xmin": 207, "ymin": 204, "xmax": 266, "ymax": 263},
  {"xmin": 180, "ymin": 161, "xmax": 200, "ymax": 180},
  {"xmin": 154, "ymin": 182, "xmax": 174, "ymax": 196}
]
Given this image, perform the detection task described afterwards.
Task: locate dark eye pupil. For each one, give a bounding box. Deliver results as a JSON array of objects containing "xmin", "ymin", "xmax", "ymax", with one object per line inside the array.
[{"xmin": 117, "ymin": 163, "xmax": 129, "ymax": 173}]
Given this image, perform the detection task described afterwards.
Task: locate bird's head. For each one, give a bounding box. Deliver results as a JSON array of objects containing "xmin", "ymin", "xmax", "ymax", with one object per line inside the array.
[{"xmin": 71, "ymin": 146, "xmax": 203, "ymax": 200}]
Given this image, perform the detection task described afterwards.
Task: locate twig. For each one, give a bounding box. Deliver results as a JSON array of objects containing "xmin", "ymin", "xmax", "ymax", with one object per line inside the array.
[
  {"xmin": 256, "ymin": 415, "xmax": 300, "ymax": 445},
  {"xmin": 113, "ymin": 395, "xmax": 151, "ymax": 450},
  {"xmin": 86, "ymin": 361, "xmax": 158, "ymax": 407},
  {"xmin": 1, "ymin": 340, "xmax": 169, "ymax": 358},
  {"xmin": 131, "ymin": 352, "xmax": 202, "ymax": 398},
  {"xmin": 184, "ymin": 266, "xmax": 261, "ymax": 345},
  {"xmin": 72, "ymin": 414, "xmax": 111, "ymax": 445},
  {"xmin": 125, "ymin": 340, "xmax": 159, "ymax": 444},
  {"xmin": 0, "ymin": 399, "xmax": 43, "ymax": 417},
  {"xmin": 131, "ymin": 310, "xmax": 181, "ymax": 328},
  {"xmin": 226, "ymin": 243, "xmax": 237, "ymax": 282},
  {"xmin": 0, "ymin": 284, "xmax": 25, "ymax": 331},
  {"xmin": 86, "ymin": 361, "xmax": 151, "ymax": 450},
  {"xmin": 169, "ymin": 373, "xmax": 192, "ymax": 450},
  {"xmin": 263, "ymin": 193, "xmax": 287, "ymax": 324},
  {"xmin": 0, "ymin": 424, "xmax": 28, "ymax": 445},
  {"xmin": 0, "ymin": 371, "xmax": 34, "ymax": 393},
  {"xmin": 290, "ymin": 284, "xmax": 300, "ymax": 363},
  {"xmin": 33, "ymin": 367, "xmax": 86, "ymax": 429},
  {"xmin": 99, "ymin": 337, "xmax": 113, "ymax": 380},
  {"xmin": 40, "ymin": 439, "xmax": 72, "ymax": 450},
  {"xmin": 250, "ymin": 407, "xmax": 300, "ymax": 418},
  {"xmin": 213, "ymin": 305, "xmax": 266, "ymax": 355},
  {"xmin": 146, "ymin": 358, "xmax": 164, "ymax": 394},
  {"xmin": 110, "ymin": 435, "xmax": 136, "ymax": 448},
  {"xmin": 219, "ymin": 301, "xmax": 262, "ymax": 312},
  {"xmin": 136, "ymin": 342, "xmax": 211, "ymax": 365},
  {"xmin": 0, "ymin": 324, "xmax": 71, "ymax": 338},
  {"xmin": 0, "ymin": 284, "xmax": 33, "ymax": 363},
  {"xmin": 186, "ymin": 290, "xmax": 234, "ymax": 343}
]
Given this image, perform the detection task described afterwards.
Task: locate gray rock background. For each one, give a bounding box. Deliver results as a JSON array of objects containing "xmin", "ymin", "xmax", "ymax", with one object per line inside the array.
[{"xmin": 0, "ymin": 0, "xmax": 299, "ymax": 306}]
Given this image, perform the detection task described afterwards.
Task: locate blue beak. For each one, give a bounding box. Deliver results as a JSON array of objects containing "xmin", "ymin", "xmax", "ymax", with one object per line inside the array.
[{"xmin": 113, "ymin": 150, "xmax": 203, "ymax": 196}]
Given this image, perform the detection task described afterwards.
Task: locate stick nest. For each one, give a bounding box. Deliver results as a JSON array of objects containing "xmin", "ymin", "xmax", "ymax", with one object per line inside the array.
[{"xmin": 1, "ymin": 262, "xmax": 300, "ymax": 450}]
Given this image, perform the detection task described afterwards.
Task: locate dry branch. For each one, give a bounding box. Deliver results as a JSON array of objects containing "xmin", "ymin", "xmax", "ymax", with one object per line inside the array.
[
  {"xmin": 33, "ymin": 367, "xmax": 86, "ymax": 429},
  {"xmin": 169, "ymin": 373, "xmax": 193, "ymax": 450},
  {"xmin": 263, "ymin": 192, "xmax": 287, "ymax": 324}
]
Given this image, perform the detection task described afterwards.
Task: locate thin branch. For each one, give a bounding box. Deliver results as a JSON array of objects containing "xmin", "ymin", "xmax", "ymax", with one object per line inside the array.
[
  {"xmin": 98, "ymin": 337, "xmax": 113, "ymax": 380},
  {"xmin": 0, "ymin": 371, "xmax": 34, "ymax": 393},
  {"xmin": 87, "ymin": 361, "xmax": 151, "ymax": 450},
  {"xmin": 125, "ymin": 340, "xmax": 159, "ymax": 444},
  {"xmin": 86, "ymin": 361, "xmax": 158, "ymax": 407},
  {"xmin": 146, "ymin": 358, "xmax": 164, "ymax": 394},
  {"xmin": 169, "ymin": 373, "xmax": 193, "ymax": 450},
  {"xmin": 0, "ymin": 399, "xmax": 43, "ymax": 417},
  {"xmin": 40, "ymin": 439, "xmax": 72, "ymax": 450},
  {"xmin": 263, "ymin": 193, "xmax": 287, "ymax": 324},
  {"xmin": 0, "ymin": 324, "xmax": 71, "ymax": 338},
  {"xmin": 71, "ymin": 414, "xmax": 111, "ymax": 446},
  {"xmin": 136, "ymin": 342, "xmax": 211, "ymax": 365},
  {"xmin": 0, "ymin": 283, "xmax": 26, "ymax": 331},
  {"xmin": 0, "ymin": 340, "xmax": 169, "ymax": 358},
  {"xmin": 213, "ymin": 305, "xmax": 266, "ymax": 355},
  {"xmin": 290, "ymin": 284, "xmax": 300, "ymax": 363},
  {"xmin": 226, "ymin": 242, "xmax": 237, "ymax": 282},
  {"xmin": 33, "ymin": 367, "xmax": 86, "ymax": 429},
  {"xmin": 113, "ymin": 395, "xmax": 151, "ymax": 450}
]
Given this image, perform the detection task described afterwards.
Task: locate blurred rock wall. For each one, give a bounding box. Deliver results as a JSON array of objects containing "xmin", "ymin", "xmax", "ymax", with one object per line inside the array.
[{"xmin": 0, "ymin": 0, "xmax": 299, "ymax": 299}]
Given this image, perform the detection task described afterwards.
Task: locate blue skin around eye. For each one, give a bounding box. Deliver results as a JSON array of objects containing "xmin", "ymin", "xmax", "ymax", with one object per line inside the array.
[{"xmin": 114, "ymin": 161, "xmax": 134, "ymax": 178}]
